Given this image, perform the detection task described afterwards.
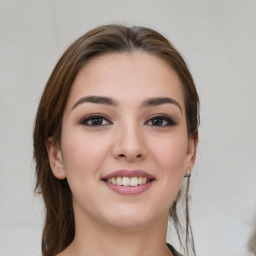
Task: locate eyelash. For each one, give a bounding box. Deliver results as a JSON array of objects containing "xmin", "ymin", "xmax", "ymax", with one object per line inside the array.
[
  {"xmin": 79, "ymin": 114, "xmax": 177, "ymax": 127},
  {"xmin": 145, "ymin": 114, "xmax": 177, "ymax": 127},
  {"xmin": 79, "ymin": 114, "xmax": 112, "ymax": 126}
]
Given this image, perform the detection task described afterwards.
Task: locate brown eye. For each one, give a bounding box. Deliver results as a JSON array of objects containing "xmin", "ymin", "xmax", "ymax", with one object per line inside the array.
[
  {"xmin": 152, "ymin": 118, "xmax": 166, "ymax": 126},
  {"xmin": 145, "ymin": 115, "xmax": 177, "ymax": 127},
  {"xmin": 80, "ymin": 114, "xmax": 112, "ymax": 126}
]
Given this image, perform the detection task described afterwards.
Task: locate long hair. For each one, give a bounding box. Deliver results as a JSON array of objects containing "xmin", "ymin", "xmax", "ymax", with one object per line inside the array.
[{"xmin": 33, "ymin": 24, "xmax": 200, "ymax": 256}]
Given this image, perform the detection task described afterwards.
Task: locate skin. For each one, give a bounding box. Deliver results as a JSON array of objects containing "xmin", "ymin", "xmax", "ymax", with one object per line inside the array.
[{"xmin": 47, "ymin": 51, "xmax": 197, "ymax": 256}]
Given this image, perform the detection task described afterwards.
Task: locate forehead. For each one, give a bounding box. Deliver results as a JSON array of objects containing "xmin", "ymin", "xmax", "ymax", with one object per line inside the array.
[{"xmin": 67, "ymin": 51, "xmax": 185, "ymax": 109}]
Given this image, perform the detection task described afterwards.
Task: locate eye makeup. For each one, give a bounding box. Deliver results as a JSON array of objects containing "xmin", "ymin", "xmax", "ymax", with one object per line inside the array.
[
  {"xmin": 79, "ymin": 114, "xmax": 112, "ymax": 126},
  {"xmin": 145, "ymin": 114, "xmax": 178, "ymax": 127}
]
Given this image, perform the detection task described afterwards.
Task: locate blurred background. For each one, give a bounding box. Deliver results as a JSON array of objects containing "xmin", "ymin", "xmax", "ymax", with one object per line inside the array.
[{"xmin": 0, "ymin": 1, "xmax": 256, "ymax": 255}]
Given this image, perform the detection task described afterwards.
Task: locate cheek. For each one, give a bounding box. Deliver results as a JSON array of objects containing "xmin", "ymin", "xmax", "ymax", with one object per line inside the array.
[
  {"xmin": 151, "ymin": 135, "xmax": 187, "ymax": 206},
  {"xmin": 151, "ymin": 133, "xmax": 188, "ymax": 173},
  {"xmin": 60, "ymin": 133, "xmax": 109, "ymax": 206},
  {"xmin": 60, "ymin": 130, "xmax": 110, "ymax": 179}
]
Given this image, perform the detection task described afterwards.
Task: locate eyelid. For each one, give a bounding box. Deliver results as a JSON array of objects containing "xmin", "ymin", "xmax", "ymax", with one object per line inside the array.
[
  {"xmin": 79, "ymin": 113, "xmax": 112, "ymax": 126},
  {"xmin": 145, "ymin": 113, "xmax": 178, "ymax": 126}
]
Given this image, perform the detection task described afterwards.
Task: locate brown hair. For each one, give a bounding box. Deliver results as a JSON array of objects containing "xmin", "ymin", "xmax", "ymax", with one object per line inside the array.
[{"xmin": 33, "ymin": 24, "xmax": 200, "ymax": 256}]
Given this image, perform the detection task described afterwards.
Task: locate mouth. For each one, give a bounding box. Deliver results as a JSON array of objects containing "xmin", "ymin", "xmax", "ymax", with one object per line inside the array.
[
  {"xmin": 101, "ymin": 170, "xmax": 155, "ymax": 195},
  {"xmin": 104, "ymin": 176, "xmax": 153, "ymax": 187}
]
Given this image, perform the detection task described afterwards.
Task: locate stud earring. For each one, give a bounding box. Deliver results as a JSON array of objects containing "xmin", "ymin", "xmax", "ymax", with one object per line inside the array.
[{"xmin": 185, "ymin": 168, "xmax": 191, "ymax": 178}]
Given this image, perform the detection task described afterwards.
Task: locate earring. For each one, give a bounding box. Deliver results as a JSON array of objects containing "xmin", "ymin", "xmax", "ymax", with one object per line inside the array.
[{"xmin": 185, "ymin": 168, "xmax": 191, "ymax": 178}]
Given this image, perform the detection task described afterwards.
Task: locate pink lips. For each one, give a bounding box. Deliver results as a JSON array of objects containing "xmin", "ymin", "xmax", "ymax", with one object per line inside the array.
[{"xmin": 101, "ymin": 169, "xmax": 155, "ymax": 196}]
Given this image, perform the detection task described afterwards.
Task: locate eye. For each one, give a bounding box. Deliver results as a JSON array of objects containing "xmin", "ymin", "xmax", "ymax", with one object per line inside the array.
[
  {"xmin": 145, "ymin": 114, "xmax": 177, "ymax": 127},
  {"xmin": 79, "ymin": 114, "xmax": 112, "ymax": 126}
]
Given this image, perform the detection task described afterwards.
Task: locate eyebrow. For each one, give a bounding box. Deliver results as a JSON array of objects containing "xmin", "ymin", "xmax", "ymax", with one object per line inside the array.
[
  {"xmin": 141, "ymin": 97, "xmax": 182, "ymax": 113},
  {"xmin": 71, "ymin": 96, "xmax": 119, "ymax": 110},
  {"xmin": 71, "ymin": 95, "xmax": 182, "ymax": 113}
]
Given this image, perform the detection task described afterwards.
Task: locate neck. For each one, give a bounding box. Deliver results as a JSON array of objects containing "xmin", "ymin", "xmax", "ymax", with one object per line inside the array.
[{"xmin": 63, "ymin": 209, "xmax": 172, "ymax": 256}]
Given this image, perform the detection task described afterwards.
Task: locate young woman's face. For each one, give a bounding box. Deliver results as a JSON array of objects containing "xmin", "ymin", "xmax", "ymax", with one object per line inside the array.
[{"xmin": 48, "ymin": 52, "xmax": 197, "ymax": 229}]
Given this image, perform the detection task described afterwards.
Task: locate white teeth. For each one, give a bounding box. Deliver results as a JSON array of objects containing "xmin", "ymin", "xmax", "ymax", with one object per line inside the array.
[
  {"xmin": 122, "ymin": 177, "xmax": 130, "ymax": 186},
  {"xmin": 106, "ymin": 176, "xmax": 151, "ymax": 186},
  {"xmin": 116, "ymin": 177, "xmax": 122, "ymax": 185},
  {"xmin": 130, "ymin": 177, "xmax": 138, "ymax": 186}
]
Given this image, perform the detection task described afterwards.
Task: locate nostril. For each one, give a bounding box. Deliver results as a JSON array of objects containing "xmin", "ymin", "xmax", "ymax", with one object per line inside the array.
[{"xmin": 117, "ymin": 153, "xmax": 144, "ymax": 160}]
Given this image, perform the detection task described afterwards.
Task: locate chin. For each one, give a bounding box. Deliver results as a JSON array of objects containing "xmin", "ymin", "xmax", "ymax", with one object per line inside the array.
[
  {"xmin": 102, "ymin": 206, "xmax": 160, "ymax": 230},
  {"xmin": 106, "ymin": 216, "xmax": 150, "ymax": 230}
]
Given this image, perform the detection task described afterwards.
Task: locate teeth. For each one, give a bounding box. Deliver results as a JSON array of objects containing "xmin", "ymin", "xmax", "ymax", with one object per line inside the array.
[
  {"xmin": 123, "ymin": 177, "xmax": 130, "ymax": 186},
  {"xmin": 130, "ymin": 177, "xmax": 138, "ymax": 186},
  {"xmin": 106, "ymin": 176, "xmax": 151, "ymax": 186},
  {"xmin": 116, "ymin": 177, "xmax": 122, "ymax": 185}
]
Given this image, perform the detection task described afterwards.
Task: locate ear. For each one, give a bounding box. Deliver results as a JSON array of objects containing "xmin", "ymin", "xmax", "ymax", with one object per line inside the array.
[
  {"xmin": 185, "ymin": 130, "xmax": 198, "ymax": 172},
  {"xmin": 46, "ymin": 137, "xmax": 66, "ymax": 180}
]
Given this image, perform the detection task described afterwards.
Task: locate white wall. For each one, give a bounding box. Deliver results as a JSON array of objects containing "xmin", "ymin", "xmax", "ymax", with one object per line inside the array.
[{"xmin": 0, "ymin": 1, "xmax": 255, "ymax": 255}]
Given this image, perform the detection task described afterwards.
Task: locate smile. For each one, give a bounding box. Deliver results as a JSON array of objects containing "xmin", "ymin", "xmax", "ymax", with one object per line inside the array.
[
  {"xmin": 102, "ymin": 169, "xmax": 155, "ymax": 195},
  {"xmin": 106, "ymin": 176, "xmax": 151, "ymax": 187}
]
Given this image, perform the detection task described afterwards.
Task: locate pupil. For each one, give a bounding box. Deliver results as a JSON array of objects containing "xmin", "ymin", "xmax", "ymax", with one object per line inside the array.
[
  {"xmin": 92, "ymin": 118, "xmax": 102, "ymax": 125},
  {"xmin": 152, "ymin": 118, "xmax": 163, "ymax": 126}
]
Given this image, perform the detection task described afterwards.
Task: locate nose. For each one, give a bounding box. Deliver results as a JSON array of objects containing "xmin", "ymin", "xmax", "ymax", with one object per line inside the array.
[{"xmin": 112, "ymin": 122, "xmax": 147, "ymax": 162}]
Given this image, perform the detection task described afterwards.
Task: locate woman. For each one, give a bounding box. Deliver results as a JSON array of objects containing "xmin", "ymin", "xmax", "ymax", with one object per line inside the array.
[{"xmin": 33, "ymin": 24, "xmax": 199, "ymax": 256}]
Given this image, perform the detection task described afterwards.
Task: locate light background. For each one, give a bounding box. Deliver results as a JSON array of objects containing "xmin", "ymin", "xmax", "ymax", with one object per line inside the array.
[{"xmin": 0, "ymin": 1, "xmax": 256, "ymax": 255}]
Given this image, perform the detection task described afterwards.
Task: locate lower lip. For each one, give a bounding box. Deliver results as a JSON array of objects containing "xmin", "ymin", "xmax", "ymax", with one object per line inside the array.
[{"xmin": 103, "ymin": 181, "xmax": 154, "ymax": 195}]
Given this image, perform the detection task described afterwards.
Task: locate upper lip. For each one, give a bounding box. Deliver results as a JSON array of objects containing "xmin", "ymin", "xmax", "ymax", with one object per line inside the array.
[{"xmin": 101, "ymin": 169, "xmax": 155, "ymax": 180}]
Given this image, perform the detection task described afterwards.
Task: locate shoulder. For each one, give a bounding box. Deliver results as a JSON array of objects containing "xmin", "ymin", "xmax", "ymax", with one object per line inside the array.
[{"xmin": 166, "ymin": 243, "xmax": 183, "ymax": 256}]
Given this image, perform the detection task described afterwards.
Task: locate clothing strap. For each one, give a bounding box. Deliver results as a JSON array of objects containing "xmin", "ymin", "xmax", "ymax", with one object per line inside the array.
[{"xmin": 166, "ymin": 243, "xmax": 182, "ymax": 256}]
